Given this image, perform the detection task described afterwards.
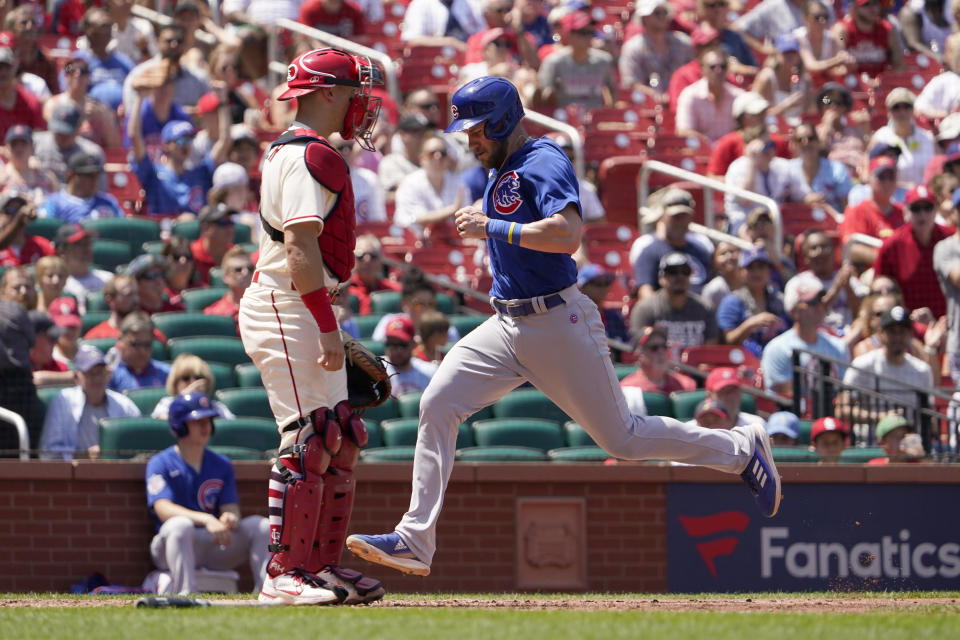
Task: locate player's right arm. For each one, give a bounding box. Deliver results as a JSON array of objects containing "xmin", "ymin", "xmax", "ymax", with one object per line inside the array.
[{"xmin": 456, "ymin": 203, "xmax": 582, "ymax": 254}]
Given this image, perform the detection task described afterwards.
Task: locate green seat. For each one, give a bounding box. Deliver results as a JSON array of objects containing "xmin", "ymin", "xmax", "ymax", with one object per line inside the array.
[
  {"xmin": 168, "ymin": 337, "xmax": 250, "ymax": 367},
  {"xmin": 613, "ymin": 364, "xmax": 634, "ymax": 380},
  {"xmin": 124, "ymin": 387, "xmax": 168, "ymax": 415},
  {"xmin": 771, "ymin": 446, "xmax": 820, "ymax": 462},
  {"xmin": 209, "ymin": 446, "xmax": 263, "ymax": 460},
  {"xmin": 435, "ymin": 293, "xmax": 454, "ymax": 314},
  {"xmin": 153, "ymin": 312, "xmax": 237, "ymax": 339},
  {"xmin": 397, "ymin": 391, "xmax": 422, "ymax": 418},
  {"xmin": 83, "ymin": 217, "xmax": 160, "ymax": 248},
  {"xmin": 85, "ymin": 291, "xmax": 108, "ymax": 312},
  {"xmin": 182, "ymin": 287, "xmax": 229, "ymax": 312},
  {"xmin": 354, "ymin": 314, "xmax": 384, "ymax": 339},
  {"xmin": 379, "ymin": 418, "xmax": 420, "ymax": 447},
  {"xmin": 471, "ymin": 418, "xmax": 564, "ymax": 451},
  {"xmin": 233, "ymin": 363, "xmax": 262, "ymax": 388},
  {"xmin": 172, "ymin": 220, "xmax": 251, "ymax": 243},
  {"xmin": 209, "ymin": 267, "xmax": 224, "ymax": 287},
  {"xmin": 361, "ymin": 446, "xmax": 416, "ymax": 461},
  {"xmin": 492, "ymin": 388, "xmax": 570, "ymax": 424},
  {"xmin": 142, "ymin": 240, "xmax": 165, "ymax": 255},
  {"xmin": 345, "ymin": 294, "xmax": 359, "ymax": 314},
  {"xmin": 370, "ymin": 290, "xmax": 401, "ymax": 314},
  {"xmin": 26, "ymin": 217, "xmax": 63, "ymax": 240},
  {"xmin": 81, "ymin": 337, "xmax": 166, "ymax": 361},
  {"xmin": 456, "ymin": 446, "xmax": 547, "ymax": 461},
  {"xmin": 215, "ymin": 388, "xmax": 273, "ymax": 420},
  {"xmin": 207, "ymin": 363, "xmax": 233, "ymax": 393},
  {"xmin": 563, "ymin": 421, "xmax": 597, "ymax": 447},
  {"xmin": 547, "ymin": 446, "xmax": 609, "ymax": 462},
  {"xmin": 210, "ymin": 417, "xmax": 278, "ymax": 453},
  {"xmin": 92, "ymin": 238, "xmax": 132, "ymax": 271},
  {"xmin": 669, "ymin": 390, "xmax": 756, "ymax": 422},
  {"xmin": 359, "ymin": 395, "xmax": 398, "ymax": 423},
  {"xmin": 839, "ymin": 447, "xmax": 886, "ymax": 463},
  {"xmin": 363, "ymin": 420, "xmax": 382, "ymax": 449},
  {"xmin": 448, "ymin": 314, "xmax": 488, "ymax": 337},
  {"xmin": 99, "ymin": 417, "xmax": 173, "ymax": 459},
  {"xmin": 80, "ymin": 311, "xmax": 110, "ymax": 335},
  {"xmin": 358, "ymin": 339, "xmax": 384, "ymax": 357},
  {"xmin": 643, "ymin": 391, "xmax": 672, "ymax": 418},
  {"xmin": 798, "ymin": 420, "xmax": 813, "ymax": 445}
]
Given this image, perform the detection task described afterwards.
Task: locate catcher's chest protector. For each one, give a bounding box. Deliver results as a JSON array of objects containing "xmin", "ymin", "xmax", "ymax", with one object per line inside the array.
[{"xmin": 267, "ymin": 129, "xmax": 357, "ymax": 282}]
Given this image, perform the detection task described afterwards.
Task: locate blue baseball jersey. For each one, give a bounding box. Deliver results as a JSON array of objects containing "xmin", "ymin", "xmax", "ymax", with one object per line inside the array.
[
  {"xmin": 132, "ymin": 152, "xmax": 215, "ymax": 216},
  {"xmin": 145, "ymin": 446, "xmax": 239, "ymax": 533},
  {"xmin": 484, "ymin": 138, "xmax": 581, "ymax": 300},
  {"xmin": 39, "ymin": 190, "xmax": 123, "ymax": 223}
]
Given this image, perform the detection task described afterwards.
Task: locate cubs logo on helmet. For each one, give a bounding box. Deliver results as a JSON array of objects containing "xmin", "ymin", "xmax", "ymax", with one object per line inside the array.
[
  {"xmin": 451, "ymin": 104, "xmax": 459, "ymax": 119},
  {"xmin": 493, "ymin": 170, "xmax": 522, "ymax": 215}
]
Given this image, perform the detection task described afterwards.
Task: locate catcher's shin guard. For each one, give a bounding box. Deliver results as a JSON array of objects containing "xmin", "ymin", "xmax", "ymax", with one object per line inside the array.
[
  {"xmin": 307, "ymin": 400, "xmax": 368, "ymax": 571},
  {"xmin": 267, "ymin": 409, "xmax": 343, "ymax": 576}
]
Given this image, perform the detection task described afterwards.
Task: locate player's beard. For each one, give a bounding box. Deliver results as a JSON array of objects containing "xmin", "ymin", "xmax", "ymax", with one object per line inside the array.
[{"xmin": 479, "ymin": 139, "xmax": 509, "ymax": 170}]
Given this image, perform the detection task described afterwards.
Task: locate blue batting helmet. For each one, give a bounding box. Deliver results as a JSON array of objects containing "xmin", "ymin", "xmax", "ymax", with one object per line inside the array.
[
  {"xmin": 168, "ymin": 392, "xmax": 220, "ymax": 438},
  {"xmin": 444, "ymin": 76, "xmax": 524, "ymax": 141}
]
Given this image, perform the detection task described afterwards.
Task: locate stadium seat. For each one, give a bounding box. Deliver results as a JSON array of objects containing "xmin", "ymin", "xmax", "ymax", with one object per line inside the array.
[
  {"xmin": 379, "ymin": 417, "xmax": 420, "ymax": 447},
  {"xmin": 596, "ymin": 156, "xmax": 645, "ymax": 226},
  {"xmin": 172, "ymin": 220, "xmax": 252, "ymax": 244},
  {"xmin": 81, "ymin": 311, "xmax": 110, "ymax": 334},
  {"xmin": 563, "ymin": 421, "xmax": 597, "ymax": 447},
  {"xmin": 124, "ymin": 387, "xmax": 168, "ymax": 415},
  {"xmin": 354, "ymin": 314, "xmax": 384, "ymax": 339},
  {"xmin": 99, "ymin": 417, "xmax": 173, "ymax": 459},
  {"xmin": 85, "ymin": 290, "xmax": 108, "ymax": 312},
  {"xmin": 233, "ymin": 363, "xmax": 262, "ymax": 388},
  {"xmin": 448, "ymin": 314, "xmax": 488, "ymax": 337},
  {"xmin": 455, "ymin": 446, "xmax": 547, "ymax": 461},
  {"xmin": 215, "ymin": 388, "xmax": 273, "ymax": 420},
  {"xmin": 209, "ymin": 268, "xmax": 224, "ymax": 287},
  {"xmin": 492, "ymin": 388, "xmax": 570, "ymax": 424},
  {"xmin": 362, "ymin": 420, "xmax": 382, "ymax": 448},
  {"xmin": 771, "ymin": 446, "xmax": 820, "ymax": 462},
  {"xmin": 209, "ymin": 446, "xmax": 263, "ymax": 460},
  {"xmin": 361, "ymin": 446, "xmax": 417, "ymax": 461},
  {"xmin": 37, "ymin": 385, "xmax": 70, "ymax": 423},
  {"xmin": 643, "ymin": 391, "xmax": 672, "ymax": 418},
  {"xmin": 81, "ymin": 337, "xmax": 166, "ymax": 361},
  {"xmin": 83, "ymin": 217, "xmax": 160, "ymax": 249},
  {"xmin": 839, "ymin": 447, "xmax": 886, "ymax": 463},
  {"xmin": 471, "ymin": 418, "xmax": 565, "ymax": 451},
  {"xmin": 613, "ymin": 364, "xmax": 634, "ymax": 380},
  {"xmin": 359, "ymin": 339, "xmax": 385, "ymax": 357},
  {"xmin": 26, "ymin": 217, "xmax": 63, "ymax": 240},
  {"xmin": 142, "ymin": 240, "xmax": 165, "ymax": 255},
  {"xmin": 797, "ymin": 420, "xmax": 812, "ymax": 445},
  {"xmin": 397, "ymin": 391, "xmax": 422, "ymax": 418},
  {"xmin": 547, "ymin": 446, "xmax": 609, "ymax": 462},
  {"xmin": 168, "ymin": 337, "xmax": 250, "ymax": 367},
  {"xmin": 152, "ymin": 312, "xmax": 237, "ymax": 339},
  {"xmin": 92, "ymin": 238, "xmax": 132, "ymax": 271},
  {"xmin": 360, "ymin": 395, "xmax": 399, "ymax": 424},
  {"xmin": 207, "ymin": 363, "xmax": 234, "ymax": 394},
  {"xmin": 369, "ymin": 291, "xmax": 454, "ymax": 314},
  {"xmin": 210, "ymin": 417, "xmax": 278, "ymax": 454},
  {"xmin": 778, "ymin": 202, "xmax": 839, "ymax": 238},
  {"xmin": 182, "ymin": 287, "xmax": 229, "ymax": 312},
  {"xmin": 669, "ymin": 390, "xmax": 756, "ymax": 422}
]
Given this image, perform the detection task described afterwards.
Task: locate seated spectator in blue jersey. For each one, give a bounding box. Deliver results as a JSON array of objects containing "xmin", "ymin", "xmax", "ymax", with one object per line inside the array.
[
  {"xmin": 716, "ymin": 246, "xmax": 789, "ymax": 359},
  {"xmin": 145, "ymin": 392, "xmax": 269, "ymax": 595},
  {"xmin": 150, "ymin": 354, "xmax": 237, "ymax": 421},
  {"xmin": 39, "ymin": 344, "xmax": 141, "ymax": 460},
  {"xmin": 64, "ymin": 9, "xmax": 134, "ymax": 94},
  {"xmin": 128, "ymin": 77, "xmax": 232, "ymax": 218},
  {"xmin": 109, "ymin": 311, "xmax": 171, "ymax": 392},
  {"xmin": 760, "ymin": 271, "xmax": 849, "ymax": 398},
  {"xmin": 38, "ymin": 152, "xmax": 123, "ymax": 223},
  {"xmin": 121, "ymin": 58, "xmax": 191, "ymax": 159},
  {"xmin": 788, "ymin": 122, "xmax": 851, "ymax": 215},
  {"xmin": 764, "ymin": 411, "xmax": 800, "ymax": 446},
  {"xmin": 577, "ymin": 263, "xmax": 629, "ymax": 344},
  {"xmin": 383, "ymin": 315, "xmax": 439, "ymax": 397},
  {"xmin": 629, "ymin": 188, "xmax": 713, "ymax": 301}
]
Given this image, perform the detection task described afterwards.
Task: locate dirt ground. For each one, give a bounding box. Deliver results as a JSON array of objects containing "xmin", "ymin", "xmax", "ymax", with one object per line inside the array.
[{"xmin": 2, "ymin": 596, "xmax": 958, "ymax": 612}]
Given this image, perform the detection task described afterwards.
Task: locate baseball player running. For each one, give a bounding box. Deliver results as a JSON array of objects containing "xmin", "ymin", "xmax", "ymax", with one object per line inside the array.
[
  {"xmin": 347, "ymin": 77, "xmax": 781, "ymax": 578},
  {"xmin": 237, "ymin": 48, "xmax": 384, "ymax": 605}
]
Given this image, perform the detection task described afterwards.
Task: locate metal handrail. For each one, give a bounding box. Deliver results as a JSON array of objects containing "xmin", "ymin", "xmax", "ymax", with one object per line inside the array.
[
  {"xmin": 0, "ymin": 406, "xmax": 30, "ymax": 460},
  {"xmin": 269, "ymin": 19, "xmax": 401, "ymax": 104},
  {"xmin": 524, "ymin": 110, "xmax": 584, "ymax": 180},
  {"xmin": 639, "ymin": 159, "xmax": 783, "ymax": 253},
  {"xmin": 131, "ymin": 5, "xmax": 219, "ymax": 47},
  {"xmin": 846, "ymin": 233, "xmax": 883, "ymax": 249}
]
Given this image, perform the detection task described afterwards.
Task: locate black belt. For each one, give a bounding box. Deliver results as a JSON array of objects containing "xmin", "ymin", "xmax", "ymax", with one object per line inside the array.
[{"xmin": 491, "ymin": 292, "xmax": 565, "ymax": 318}]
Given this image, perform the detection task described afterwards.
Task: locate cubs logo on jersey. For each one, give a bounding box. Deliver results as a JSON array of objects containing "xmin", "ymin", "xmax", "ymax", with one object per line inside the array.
[
  {"xmin": 493, "ymin": 170, "xmax": 522, "ymax": 215},
  {"xmin": 197, "ymin": 478, "xmax": 225, "ymax": 512}
]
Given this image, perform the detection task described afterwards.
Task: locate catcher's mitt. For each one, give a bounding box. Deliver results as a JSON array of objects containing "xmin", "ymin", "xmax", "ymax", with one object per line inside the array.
[{"xmin": 342, "ymin": 332, "xmax": 391, "ymax": 410}]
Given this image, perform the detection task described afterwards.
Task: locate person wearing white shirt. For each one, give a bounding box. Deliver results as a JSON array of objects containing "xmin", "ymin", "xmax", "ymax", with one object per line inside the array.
[
  {"xmin": 869, "ymin": 88, "xmax": 936, "ymax": 188},
  {"xmin": 915, "ymin": 69, "xmax": 960, "ymax": 121},
  {"xmin": 329, "ymin": 133, "xmax": 387, "ymax": 224},
  {"xmin": 393, "ymin": 134, "xmax": 465, "ymax": 238},
  {"xmin": 401, "ymin": 0, "xmax": 486, "ymax": 47},
  {"xmin": 77, "ymin": 0, "xmax": 157, "ymax": 64}
]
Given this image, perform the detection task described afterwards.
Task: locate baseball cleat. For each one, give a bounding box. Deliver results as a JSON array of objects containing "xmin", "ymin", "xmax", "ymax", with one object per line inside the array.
[
  {"xmin": 346, "ymin": 532, "xmax": 430, "ymax": 576},
  {"xmin": 317, "ymin": 566, "xmax": 385, "ymax": 605},
  {"xmin": 258, "ymin": 569, "xmax": 346, "ymax": 605},
  {"xmin": 740, "ymin": 423, "xmax": 782, "ymax": 518}
]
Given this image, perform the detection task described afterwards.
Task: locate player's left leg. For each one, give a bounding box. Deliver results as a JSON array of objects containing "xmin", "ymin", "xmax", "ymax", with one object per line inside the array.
[{"xmin": 149, "ymin": 515, "xmax": 198, "ymax": 595}]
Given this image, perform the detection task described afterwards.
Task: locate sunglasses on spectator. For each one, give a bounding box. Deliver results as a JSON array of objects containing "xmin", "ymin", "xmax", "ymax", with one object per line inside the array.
[
  {"xmin": 491, "ymin": 39, "xmax": 512, "ymax": 48},
  {"xmin": 643, "ymin": 342, "xmax": 667, "ymax": 352},
  {"xmin": 126, "ymin": 340, "xmax": 153, "ymax": 349},
  {"xmin": 811, "ymin": 12, "xmax": 829, "ymax": 21},
  {"xmin": 704, "ymin": 1, "xmax": 727, "ymax": 7},
  {"xmin": 871, "ymin": 286, "xmax": 897, "ymax": 295},
  {"xmin": 663, "ymin": 267, "xmax": 692, "ymax": 276},
  {"xmin": 425, "ymin": 148, "xmax": 448, "ymax": 158},
  {"xmin": 492, "ymin": 6, "xmax": 512, "ymax": 13},
  {"xmin": 415, "ymin": 102, "xmax": 440, "ymax": 110},
  {"xmin": 66, "ymin": 65, "xmax": 90, "ymax": 76},
  {"xmin": 139, "ymin": 270, "xmax": 165, "ymax": 280},
  {"xmin": 909, "ymin": 203, "xmax": 935, "ymax": 213},
  {"xmin": 179, "ymin": 374, "xmax": 204, "ymax": 383},
  {"xmin": 875, "ymin": 171, "xmax": 897, "ymax": 181},
  {"xmin": 890, "ymin": 103, "xmax": 913, "ymax": 111},
  {"xmin": 355, "ymin": 251, "xmax": 381, "ymax": 260},
  {"xmin": 385, "ymin": 341, "xmax": 412, "ymax": 349},
  {"xmin": 708, "ymin": 62, "xmax": 728, "ymax": 71},
  {"xmin": 214, "ymin": 219, "xmax": 235, "ymax": 227},
  {"xmin": 230, "ymin": 264, "xmax": 254, "ymax": 274},
  {"xmin": 221, "ymin": 64, "xmax": 238, "ymax": 72},
  {"xmin": 173, "ymin": 253, "xmax": 193, "ymax": 263},
  {"xmin": 794, "ymin": 135, "xmax": 814, "ymax": 144},
  {"xmin": 872, "ymin": 310, "xmax": 887, "ymax": 318},
  {"xmin": 571, "ymin": 28, "xmax": 594, "ymax": 36}
]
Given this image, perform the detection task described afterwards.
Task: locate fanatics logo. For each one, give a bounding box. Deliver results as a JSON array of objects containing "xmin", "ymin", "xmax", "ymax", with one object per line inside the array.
[
  {"xmin": 678, "ymin": 510, "xmax": 750, "ymax": 578},
  {"xmin": 493, "ymin": 170, "xmax": 522, "ymax": 215}
]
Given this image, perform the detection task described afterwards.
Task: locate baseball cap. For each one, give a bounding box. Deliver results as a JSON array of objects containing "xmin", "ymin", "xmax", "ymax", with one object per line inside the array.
[
  {"xmin": 868, "ymin": 141, "xmax": 902, "ymax": 159},
  {"xmin": 636, "ymin": 325, "xmax": 668, "ymax": 348},
  {"xmin": 0, "ymin": 192, "xmax": 27, "ymax": 216},
  {"xmin": 694, "ymin": 398, "xmax": 727, "ymax": 420},
  {"xmin": 869, "ymin": 155, "xmax": 897, "ymax": 176},
  {"xmin": 173, "ymin": 0, "xmax": 200, "ymax": 14},
  {"xmin": 212, "ymin": 162, "xmax": 249, "ymax": 190},
  {"xmin": 738, "ymin": 246, "xmax": 772, "ymax": 269},
  {"xmin": 880, "ymin": 305, "xmax": 912, "ymax": 330},
  {"xmin": 0, "ymin": 47, "xmax": 15, "ymax": 66},
  {"xmin": 53, "ymin": 223, "xmax": 91, "ymax": 249},
  {"xmin": 67, "ymin": 151, "xmax": 103, "ymax": 175},
  {"xmin": 945, "ymin": 140, "xmax": 960, "ymax": 164},
  {"xmin": 161, "ymin": 120, "xmax": 196, "ymax": 144},
  {"xmin": 766, "ymin": 412, "xmax": 800, "ymax": 440},
  {"xmin": 705, "ymin": 367, "xmax": 741, "ymax": 392},
  {"xmin": 658, "ymin": 251, "xmax": 691, "ymax": 275},
  {"xmin": 74, "ymin": 344, "xmax": 108, "ymax": 373},
  {"xmin": 811, "ymin": 416, "xmax": 849, "ymax": 441},
  {"xmin": 662, "ymin": 188, "xmax": 695, "ymax": 216},
  {"xmin": 774, "ymin": 33, "xmax": 799, "ymax": 53},
  {"xmin": 905, "ymin": 185, "xmax": 935, "ymax": 208},
  {"xmin": 397, "ymin": 113, "xmax": 430, "ymax": 132},
  {"xmin": 635, "ymin": 0, "xmax": 672, "ymax": 18},
  {"xmin": 746, "ymin": 206, "xmax": 773, "ymax": 227},
  {"xmin": 49, "ymin": 103, "xmax": 82, "ymax": 135},
  {"xmin": 230, "ymin": 124, "xmax": 258, "ymax": 146},
  {"xmin": 384, "ymin": 315, "xmax": 415, "ymax": 343},
  {"xmin": 4, "ymin": 124, "xmax": 31, "ymax": 145},
  {"xmin": 29, "ymin": 310, "xmax": 65, "ymax": 341},
  {"xmin": 690, "ymin": 25, "xmax": 720, "ymax": 47},
  {"xmin": 732, "ymin": 92, "xmax": 770, "ymax": 119},
  {"xmin": 884, "ymin": 87, "xmax": 916, "ymax": 110},
  {"xmin": 876, "ymin": 413, "xmax": 912, "ymax": 441},
  {"xmin": 783, "ymin": 271, "xmax": 825, "ymax": 312},
  {"xmin": 0, "ymin": 32, "xmax": 14, "ymax": 49},
  {"xmin": 815, "ymin": 83, "xmax": 853, "ymax": 110},
  {"xmin": 48, "ymin": 296, "xmax": 82, "ymax": 329},
  {"xmin": 479, "ymin": 27, "xmax": 513, "ymax": 49},
  {"xmin": 560, "ymin": 10, "xmax": 592, "ymax": 33},
  {"xmin": 123, "ymin": 253, "xmax": 167, "ymax": 278},
  {"xmin": 577, "ymin": 263, "xmax": 615, "ymax": 287},
  {"xmin": 198, "ymin": 202, "xmax": 235, "ymax": 224},
  {"xmin": 195, "ymin": 92, "xmax": 221, "ymax": 115},
  {"xmin": 936, "ymin": 112, "xmax": 960, "ymax": 142}
]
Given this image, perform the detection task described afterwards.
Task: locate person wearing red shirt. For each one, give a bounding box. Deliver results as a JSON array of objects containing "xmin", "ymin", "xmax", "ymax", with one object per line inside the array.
[
  {"xmin": 298, "ymin": 0, "xmax": 365, "ymax": 38},
  {"xmin": 831, "ymin": 0, "xmax": 903, "ymax": 77},
  {"xmin": 346, "ymin": 234, "xmax": 401, "ymax": 315},
  {"xmin": 0, "ymin": 192, "xmax": 53, "ymax": 267},
  {"xmin": 840, "ymin": 156, "xmax": 905, "ymax": 267},
  {"xmin": 29, "ymin": 310, "xmax": 73, "ymax": 388},
  {"xmin": 706, "ymin": 92, "xmax": 790, "ymax": 179},
  {"xmin": 124, "ymin": 253, "xmax": 184, "ymax": 314},
  {"xmin": 84, "ymin": 273, "xmax": 169, "ymax": 343},
  {"xmin": 873, "ymin": 185, "xmax": 950, "ymax": 320},
  {"xmin": 190, "ymin": 203, "xmax": 235, "ymax": 285},
  {"xmin": 0, "ymin": 46, "xmax": 44, "ymax": 141},
  {"xmin": 203, "ymin": 246, "xmax": 253, "ymax": 329},
  {"xmin": 7, "ymin": 5, "xmax": 59, "ymax": 94},
  {"xmin": 620, "ymin": 325, "xmax": 697, "ymax": 394}
]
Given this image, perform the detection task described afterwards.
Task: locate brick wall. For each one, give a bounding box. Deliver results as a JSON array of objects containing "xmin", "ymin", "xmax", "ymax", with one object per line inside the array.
[{"xmin": 0, "ymin": 461, "xmax": 952, "ymax": 594}]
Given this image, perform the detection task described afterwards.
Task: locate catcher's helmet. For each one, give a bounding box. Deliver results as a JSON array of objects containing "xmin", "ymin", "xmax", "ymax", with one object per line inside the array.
[
  {"xmin": 444, "ymin": 76, "xmax": 524, "ymax": 141},
  {"xmin": 168, "ymin": 392, "xmax": 220, "ymax": 438}
]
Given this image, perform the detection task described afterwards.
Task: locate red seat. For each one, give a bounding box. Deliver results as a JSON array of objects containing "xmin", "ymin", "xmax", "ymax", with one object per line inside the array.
[
  {"xmin": 582, "ymin": 221, "xmax": 638, "ymax": 246},
  {"xmin": 680, "ymin": 345, "xmax": 762, "ymax": 387},
  {"xmin": 107, "ymin": 169, "xmax": 144, "ymax": 214},
  {"xmin": 595, "ymin": 155, "xmax": 642, "ymax": 226},
  {"xmin": 584, "ymin": 107, "xmax": 659, "ymax": 133},
  {"xmin": 583, "ymin": 130, "xmax": 649, "ymax": 166},
  {"xmin": 778, "ymin": 202, "xmax": 839, "ymax": 238}
]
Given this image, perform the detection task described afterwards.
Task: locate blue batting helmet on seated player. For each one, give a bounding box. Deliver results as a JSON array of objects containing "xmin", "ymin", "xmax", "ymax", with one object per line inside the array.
[
  {"xmin": 168, "ymin": 393, "xmax": 220, "ymax": 438},
  {"xmin": 444, "ymin": 77, "xmax": 524, "ymax": 140}
]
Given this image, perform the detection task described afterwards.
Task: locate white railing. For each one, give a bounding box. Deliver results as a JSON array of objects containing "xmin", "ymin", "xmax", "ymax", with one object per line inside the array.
[
  {"xmin": 0, "ymin": 406, "xmax": 30, "ymax": 460},
  {"xmin": 639, "ymin": 159, "xmax": 783, "ymax": 253},
  {"xmin": 847, "ymin": 233, "xmax": 882, "ymax": 248}
]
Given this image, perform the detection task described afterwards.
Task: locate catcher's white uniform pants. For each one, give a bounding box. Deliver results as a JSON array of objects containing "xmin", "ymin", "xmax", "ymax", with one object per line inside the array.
[
  {"xmin": 150, "ymin": 515, "xmax": 269, "ymax": 594},
  {"xmin": 239, "ymin": 282, "xmax": 347, "ymax": 428},
  {"xmin": 395, "ymin": 284, "xmax": 756, "ymax": 567}
]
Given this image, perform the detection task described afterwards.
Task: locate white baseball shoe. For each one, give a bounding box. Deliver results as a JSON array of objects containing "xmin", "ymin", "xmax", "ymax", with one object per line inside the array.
[{"xmin": 258, "ymin": 569, "xmax": 346, "ymax": 605}]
